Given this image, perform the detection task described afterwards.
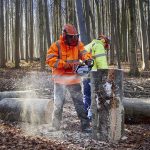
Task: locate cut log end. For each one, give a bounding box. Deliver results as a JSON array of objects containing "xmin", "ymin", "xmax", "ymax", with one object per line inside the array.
[{"xmin": 0, "ymin": 98, "xmax": 53, "ymax": 124}]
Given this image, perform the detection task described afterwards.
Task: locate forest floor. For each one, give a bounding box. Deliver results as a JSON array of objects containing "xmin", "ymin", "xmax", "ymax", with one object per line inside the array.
[{"xmin": 0, "ymin": 61, "xmax": 150, "ymax": 150}]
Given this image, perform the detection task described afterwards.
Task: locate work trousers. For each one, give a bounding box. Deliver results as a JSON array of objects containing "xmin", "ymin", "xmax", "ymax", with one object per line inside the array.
[
  {"xmin": 83, "ymin": 78, "xmax": 91, "ymax": 113},
  {"xmin": 52, "ymin": 83, "xmax": 90, "ymax": 130}
]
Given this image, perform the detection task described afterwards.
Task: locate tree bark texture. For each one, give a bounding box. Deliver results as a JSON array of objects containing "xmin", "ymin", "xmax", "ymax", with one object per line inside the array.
[
  {"xmin": 44, "ymin": 0, "xmax": 51, "ymax": 47},
  {"xmin": 139, "ymin": 0, "xmax": 149, "ymax": 70},
  {"xmin": 29, "ymin": 0, "xmax": 34, "ymax": 63},
  {"xmin": 0, "ymin": 0, "xmax": 6, "ymax": 67},
  {"xmin": 90, "ymin": 69, "xmax": 124, "ymax": 142},
  {"xmin": 75, "ymin": 0, "xmax": 88, "ymax": 44},
  {"xmin": 128, "ymin": 0, "xmax": 139, "ymax": 75},
  {"xmin": 0, "ymin": 91, "xmax": 37, "ymax": 101},
  {"xmin": 39, "ymin": 0, "xmax": 45, "ymax": 70},
  {"xmin": 123, "ymin": 97, "xmax": 150, "ymax": 124},
  {"xmin": 0, "ymin": 98, "xmax": 53, "ymax": 124},
  {"xmin": 14, "ymin": 0, "xmax": 20, "ymax": 68}
]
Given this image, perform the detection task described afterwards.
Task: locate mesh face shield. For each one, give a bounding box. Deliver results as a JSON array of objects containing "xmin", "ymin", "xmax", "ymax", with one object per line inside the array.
[
  {"xmin": 62, "ymin": 24, "xmax": 79, "ymax": 46},
  {"xmin": 65, "ymin": 34, "xmax": 79, "ymax": 46}
]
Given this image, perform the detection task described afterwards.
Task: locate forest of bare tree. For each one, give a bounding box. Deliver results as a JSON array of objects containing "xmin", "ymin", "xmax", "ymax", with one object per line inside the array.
[{"xmin": 0, "ymin": 0, "xmax": 150, "ymax": 75}]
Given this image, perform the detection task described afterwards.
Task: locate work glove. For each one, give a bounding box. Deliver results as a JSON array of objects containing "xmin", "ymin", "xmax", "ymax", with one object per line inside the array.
[
  {"xmin": 64, "ymin": 62, "xmax": 82, "ymax": 71},
  {"xmin": 64, "ymin": 63, "xmax": 73, "ymax": 69},
  {"xmin": 72, "ymin": 62, "xmax": 82, "ymax": 72},
  {"xmin": 84, "ymin": 59, "xmax": 94, "ymax": 68}
]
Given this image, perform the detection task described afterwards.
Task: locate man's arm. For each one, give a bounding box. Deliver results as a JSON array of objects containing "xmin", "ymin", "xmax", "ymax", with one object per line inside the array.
[
  {"xmin": 46, "ymin": 42, "xmax": 65, "ymax": 69},
  {"xmin": 78, "ymin": 42, "xmax": 92, "ymax": 61}
]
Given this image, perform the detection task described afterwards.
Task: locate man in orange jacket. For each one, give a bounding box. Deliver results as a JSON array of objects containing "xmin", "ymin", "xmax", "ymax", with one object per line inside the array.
[{"xmin": 46, "ymin": 24, "xmax": 92, "ymax": 132}]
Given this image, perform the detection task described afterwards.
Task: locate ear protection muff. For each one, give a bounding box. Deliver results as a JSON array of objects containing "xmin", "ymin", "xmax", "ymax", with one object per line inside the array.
[
  {"xmin": 62, "ymin": 29, "xmax": 67, "ymax": 42},
  {"xmin": 101, "ymin": 39, "xmax": 106, "ymax": 43}
]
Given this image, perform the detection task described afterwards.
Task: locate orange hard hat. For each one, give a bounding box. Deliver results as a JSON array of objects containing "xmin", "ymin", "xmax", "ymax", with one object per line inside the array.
[
  {"xmin": 63, "ymin": 24, "xmax": 78, "ymax": 35},
  {"xmin": 62, "ymin": 24, "xmax": 79, "ymax": 46}
]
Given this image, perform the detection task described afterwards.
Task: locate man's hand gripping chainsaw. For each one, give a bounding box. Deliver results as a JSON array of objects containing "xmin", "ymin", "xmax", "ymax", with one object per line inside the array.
[{"xmin": 74, "ymin": 59, "xmax": 94, "ymax": 76}]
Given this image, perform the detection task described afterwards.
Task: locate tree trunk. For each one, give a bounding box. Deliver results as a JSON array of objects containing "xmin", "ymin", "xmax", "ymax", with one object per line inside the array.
[
  {"xmin": 75, "ymin": 0, "xmax": 88, "ymax": 44},
  {"xmin": 90, "ymin": 69, "xmax": 124, "ymax": 142},
  {"xmin": 0, "ymin": 91, "xmax": 36, "ymax": 101},
  {"xmin": 29, "ymin": 0, "xmax": 34, "ymax": 63},
  {"xmin": 115, "ymin": 0, "xmax": 121, "ymax": 69},
  {"xmin": 100, "ymin": 0, "xmax": 105, "ymax": 34},
  {"xmin": 95, "ymin": 0, "xmax": 101, "ymax": 35},
  {"xmin": 121, "ymin": 0, "xmax": 128, "ymax": 62},
  {"xmin": 0, "ymin": 0, "xmax": 6, "ymax": 67},
  {"xmin": 6, "ymin": 0, "xmax": 10, "ymax": 63},
  {"xmin": 14, "ymin": 0, "xmax": 20, "ymax": 68},
  {"xmin": 128, "ymin": 0, "xmax": 139, "ymax": 76},
  {"xmin": 0, "ymin": 98, "xmax": 53, "ymax": 124},
  {"xmin": 139, "ymin": 0, "xmax": 149, "ymax": 70},
  {"xmin": 110, "ymin": 0, "xmax": 115, "ymax": 65},
  {"xmin": 148, "ymin": 0, "xmax": 150, "ymax": 60},
  {"xmin": 44, "ymin": 0, "xmax": 51, "ymax": 47},
  {"xmin": 123, "ymin": 97, "xmax": 150, "ymax": 124},
  {"xmin": 25, "ymin": 0, "xmax": 29, "ymax": 62},
  {"xmin": 19, "ymin": 2, "xmax": 24, "ymax": 60},
  {"xmin": 84, "ymin": 0, "xmax": 91, "ymax": 42},
  {"xmin": 87, "ymin": 0, "xmax": 96, "ymax": 39},
  {"xmin": 39, "ymin": 0, "xmax": 45, "ymax": 70}
]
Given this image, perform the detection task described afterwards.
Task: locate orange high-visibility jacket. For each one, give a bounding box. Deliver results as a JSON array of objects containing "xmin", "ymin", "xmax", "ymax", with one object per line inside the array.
[{"xmin": 46, "ymin": 35, "xmax": 92, "ymax": 85}]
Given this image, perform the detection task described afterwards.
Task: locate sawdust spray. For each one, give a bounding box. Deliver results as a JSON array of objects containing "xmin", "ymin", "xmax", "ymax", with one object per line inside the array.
[{"xmin": 16, "ymin": 71, "xmax": 53, "ymax": 135}]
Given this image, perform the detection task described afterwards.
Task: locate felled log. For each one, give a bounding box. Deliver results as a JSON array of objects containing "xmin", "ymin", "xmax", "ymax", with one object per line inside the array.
[
  {"xmin": 123, "ymin": 97, "xmax": 150, "ymax": 124},
  {"xmin": 90, "ymin": 69, "xmax": 124, "ymax": 142},
  {"xmin": 0, "ymin": 91, "xmax": 36, "ymax": 101},
  {"xmin": 0, "ymin": 98, "xmax": 53, "ymax": 124}
]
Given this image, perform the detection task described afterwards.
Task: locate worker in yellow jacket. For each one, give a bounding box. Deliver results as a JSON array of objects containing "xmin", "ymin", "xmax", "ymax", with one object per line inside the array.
[{"xmin": 83, "ymin": 35, "xmax": 110, "ymax": 119}]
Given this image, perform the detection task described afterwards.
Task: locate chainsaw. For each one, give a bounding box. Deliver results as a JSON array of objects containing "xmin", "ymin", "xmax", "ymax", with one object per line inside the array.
[{"xmin": 75, "ymin": 59, "xmax": 94, "ymax": 76}]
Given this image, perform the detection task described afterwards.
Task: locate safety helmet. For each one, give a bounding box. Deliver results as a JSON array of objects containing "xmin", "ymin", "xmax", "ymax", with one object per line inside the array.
[
  {"xmin": 62, "ymin": 24, "xmax": 79, "ymax": 46},
  {"xmin": 98, "ymin": 34, "xmax": 110, "ymax": 50}
]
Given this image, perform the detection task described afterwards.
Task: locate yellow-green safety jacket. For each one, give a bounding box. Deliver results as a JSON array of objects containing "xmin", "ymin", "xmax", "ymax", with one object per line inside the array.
[{"xmin": 85, "ymin": 39, "xmax": 108, "ymax": 71}]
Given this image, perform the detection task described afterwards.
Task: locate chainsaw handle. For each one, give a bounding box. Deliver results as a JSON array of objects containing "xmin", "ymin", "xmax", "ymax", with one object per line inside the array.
[
  {"xmin": 85, "ymin": 59, "xmax": 94, "ymax": 68},
  {"xmin": 75, "ymin": 65, "xmax": 90, "ymax": 76}
]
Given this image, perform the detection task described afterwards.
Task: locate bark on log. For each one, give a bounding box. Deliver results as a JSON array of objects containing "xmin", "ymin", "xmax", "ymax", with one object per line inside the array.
[
  {"xmin": 90, "ymin": 69, "xmax": 124, "ymax": 142},
  {"xmin": 123, "ymin": 97, "xmax": 150, "ymax": 124},
  {"xmin": 0, "ymin": 91, "xmax": 37, "ymax": 101},
  {"xmin": 0, "ymin": 98, "xmax": 53, "ymax": 124}
]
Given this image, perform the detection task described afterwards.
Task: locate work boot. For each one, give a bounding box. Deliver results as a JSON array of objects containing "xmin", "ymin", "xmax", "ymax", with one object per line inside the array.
[
  {"xmin": 82, "ymin": 127, "xmax": 92, "ymax": 133},
  {"xmin": 81, "ymin": 119, "xmax": 92, "ymax": 133}
]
